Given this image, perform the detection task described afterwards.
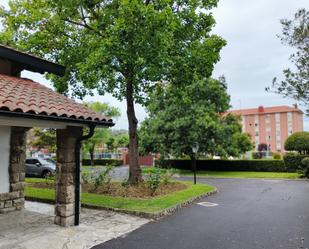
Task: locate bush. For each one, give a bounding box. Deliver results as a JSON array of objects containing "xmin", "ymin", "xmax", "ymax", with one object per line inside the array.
[
  {"xmin": 82, "ymin": 159, "xmax": 122, "ymax": 166},
  {"xmin": 272, "ymin": 152, "xmax": 282, "ymax": 160},
  {"xmin": 285, "ymin": 132, "xmax": 309, "ymax": 154},
  {"xmin": 301, "ymin": 157, "xmax": 309, "ymax": 178},
  {"xmin": 145, "ymin": 167, "xmax": 162, "ymax": 194},
  {"xmin": 283, "ymin": 153, "xmax": 308, "ymax": 172},
  {"xmin": 157, "ymin": 159, "xmax": 287, "ymax": 172},
  {"xmin": 91, "ymin": 165, "xmax": 114, "ymax": 191},
  {"xmin": 252, "ymin": 152, "xmax": 262, "ymax": 159}
]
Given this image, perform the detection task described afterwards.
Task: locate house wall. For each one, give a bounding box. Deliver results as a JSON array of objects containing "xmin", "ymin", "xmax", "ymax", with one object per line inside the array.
[
  {"xmin": 0, "ymin": 127, "xmax": 28, "ymax": 214},
  {"xmin": 0, "ymin": 126, "xmax": 11, "ymax": 194}
]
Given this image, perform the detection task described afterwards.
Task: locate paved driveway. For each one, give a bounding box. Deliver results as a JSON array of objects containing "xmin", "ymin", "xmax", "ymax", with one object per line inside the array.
[{"xmin": 93, "ymin": 178, "xmax": 309, "ymax": 249}]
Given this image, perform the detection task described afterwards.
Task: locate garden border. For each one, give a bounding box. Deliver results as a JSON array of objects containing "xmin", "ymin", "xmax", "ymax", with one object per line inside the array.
[{"xmin": 25, "ymin": 188, "xmax": 217, "ymax": 219}]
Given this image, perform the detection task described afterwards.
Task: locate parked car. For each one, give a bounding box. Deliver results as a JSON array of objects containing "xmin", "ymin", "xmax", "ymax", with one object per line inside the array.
[{"xmin": 25, "ymin": 157, "xmax": 56, "ymax": 178}]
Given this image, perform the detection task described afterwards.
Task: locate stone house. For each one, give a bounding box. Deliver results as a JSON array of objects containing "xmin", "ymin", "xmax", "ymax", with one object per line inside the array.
[{"xmin": 0, "ymin": 45, "xmax": 114, "ymax": 226}]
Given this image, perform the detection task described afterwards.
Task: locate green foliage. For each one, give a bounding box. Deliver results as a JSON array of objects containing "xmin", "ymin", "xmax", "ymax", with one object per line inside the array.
[
  {"xmin": 161, "ymin": 169, "xmax": 178, "ymax": 185},
  {"xmin": 84, "ymin": 102, "xmax": 121, "ymax": 117},
  {"xmin": 268, "ymin": 9, "xmax": 309, "ymax": 111},
  {"xmin": 283, "ymin": 153, "xmax": 308, "ymax": 172},
  {"xmin": 81, "ymin": 171, "xmax": 92, "ymax": 184},
  {"xmin": 145, "ymin": 167, "xmax": 162, "ymax": 194},
  {"xmin": 301, "ymin": 157, "xmax": 309, "ymax": 178},
  {"xmin": 158, "ymin": 159, "xmax": 287, "ymax": 172},
  {"xmin": 252, "ymin": 152, "xmax": 262, "ymax": 159},
  {"xmin": 139, "ymin": 78, "xmax": 252, "ymax": 158},
  {"xmin": 28, "ymin": 128, "xmax": 56, "ymax": 152},
  {"xmin": 82, "ymin": 159, "xmax": 122, "ymax": 166},
  {"xmin": 0, "ymin": 0, "xmax": 225, "ymax": 183},
  {"xmin": 272, "ymin": 152, "xmax": 282, "ymax": 160},
  {"xmin": 284, "ymin": 132, "xmax": 309, "ymax": 154},
  {"xmin": 92, "ymin": 165, "xmax": 114, "ymax": 192},
  {"xmin": 82, "ymin": 101, "xmax": 120, "ymax": 166}
]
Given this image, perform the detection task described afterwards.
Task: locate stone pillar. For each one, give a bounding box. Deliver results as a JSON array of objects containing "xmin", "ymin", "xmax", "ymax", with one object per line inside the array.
[
  {"xmin": 0, "ymin": 127, "xmax": 28, "ymax": 213},
  {"xmin": 55, "ymin": 126, "xmax": 82, "ymax": 227}
]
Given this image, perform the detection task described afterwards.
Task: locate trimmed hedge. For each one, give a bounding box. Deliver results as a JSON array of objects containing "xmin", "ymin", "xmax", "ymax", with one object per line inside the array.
[
  {"xmin": 82, "ymin": 159, "xmax": 123, "ymax": 166},
  {"xmin": 283, "ymin": 154, "xmax": 308, "ymax": 172},
  {"xmin": 157, "ymin": 159, "xmax": 287, "ymax": 172}
]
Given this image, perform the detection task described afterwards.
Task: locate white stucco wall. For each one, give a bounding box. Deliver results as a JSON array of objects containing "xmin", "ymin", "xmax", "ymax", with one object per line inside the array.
[{"xmin": 0, "ymin": 126, "xmax": 10, "ymax": 194}]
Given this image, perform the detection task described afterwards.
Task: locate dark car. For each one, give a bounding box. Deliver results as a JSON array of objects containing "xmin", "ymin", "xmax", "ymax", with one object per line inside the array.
[{"xmin": 25, "ymin": 157, "xmax": 56, "ymax": 178}]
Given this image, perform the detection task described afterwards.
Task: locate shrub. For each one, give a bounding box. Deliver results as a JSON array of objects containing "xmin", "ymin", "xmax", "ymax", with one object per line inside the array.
[
  {"xmin": 91, "ymin": 165, "xmax": 114, "ymax": 191},
  {"xmin": 157, "ymin": 159, "xmax": 287, "ymax": 172},
  {"xmin": 145, "ymin": 167, "xmax": 162, "ymax": 193},
  {"xmin": 284, "ymin": 132, "xmax": 309, "ymax": 154},
  {"xmin": 82, "ymin": 159, "xmax": 122, "ymax": 166},
  {"xmin": 283, "ymin": 153, "xmax": 308, "ymax": 172},
  {"xmin": 252, "ymin": 152, "xmax": 262, "ymax": 159},
  {"xmin": 272, "ymin": 152, "xmax": 282, "ymax": 160},
  {"xmin": 161, "ymin": 168, "xmax": 179, "ymax": 185},
  {"xmin": 301, "ymin": 157, "xmax": 309, "ymax": 178},
  {"xmin": 81, "ymin": 171, "xmax": 92, "ymax": 184}
]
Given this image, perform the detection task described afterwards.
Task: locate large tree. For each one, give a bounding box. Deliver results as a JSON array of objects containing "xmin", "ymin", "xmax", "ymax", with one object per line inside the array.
[
  {"xmin": 139, "ymin": 78, "xmax": 253, "ymax": 159},
  {"xmin": 83, "ymin": 101, "xmax": 120, "ymax": 166},
  {"xmin": 0, "ymin": 0, "xmax": 225, "ymax": 183},
  {"xmin": 268, "ymin": 9, "xmax": 309, "ymax": 111}
]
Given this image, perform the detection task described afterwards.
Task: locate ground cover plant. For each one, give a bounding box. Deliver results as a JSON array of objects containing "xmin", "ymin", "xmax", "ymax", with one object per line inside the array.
[{"xmin": 25, "ymin": 179, "xmax": 215, "ymax": 214}]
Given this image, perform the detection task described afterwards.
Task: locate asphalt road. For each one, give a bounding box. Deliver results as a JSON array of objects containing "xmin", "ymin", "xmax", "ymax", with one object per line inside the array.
[{"xmin": 92, "ymin": 178, "xmax": 309, "ymax": 249}]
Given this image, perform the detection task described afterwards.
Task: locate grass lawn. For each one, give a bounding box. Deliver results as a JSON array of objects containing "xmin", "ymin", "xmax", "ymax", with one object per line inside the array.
[
  {"xmin": 25, "ymin": 180, "xmax": 215, "ymax": 214},
  {"xmin": 180, "ymin": 170, "xmax": 300, "ymax": 179},
  {"xmin": 142, "ymin": 167, "xmax": 300, "ymax": 179}
]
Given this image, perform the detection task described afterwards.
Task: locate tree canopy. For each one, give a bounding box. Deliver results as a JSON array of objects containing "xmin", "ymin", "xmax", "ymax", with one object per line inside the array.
[
  {"xmin": 285, "ymin": 131, "xmax": 309, "ymax": 155},
  {"xmin": 0, "ymin": 0, "xmax": 225, "ymax": 182},
  {"xmin": 139, "ymin": 77, "xmax": 252, "ymax": 159},
  {"xmin": 268, "ymin": 9, "xmax": 309, "ymax": 112},
  {"xmin": 83, "ymin": 101, "xmax": 120, "ymax": 166}
]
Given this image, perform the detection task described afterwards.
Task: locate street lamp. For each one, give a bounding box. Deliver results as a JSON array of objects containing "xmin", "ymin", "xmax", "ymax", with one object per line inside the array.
[{"xmin": 192, "ymin": 142, "xmax": 199, "ymax": 184}]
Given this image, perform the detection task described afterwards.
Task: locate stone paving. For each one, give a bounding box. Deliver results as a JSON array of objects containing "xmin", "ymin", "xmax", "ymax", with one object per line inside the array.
[{"xmin": 0, "ymin": 201, "xmax": 149, "ymax": 249}]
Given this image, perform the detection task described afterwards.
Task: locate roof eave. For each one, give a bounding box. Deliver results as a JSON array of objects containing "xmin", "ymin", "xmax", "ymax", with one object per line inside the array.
[
  {"xmin": 0, "ymin": 110, "xmax": 115, "ymax": 128},
  {"xmin": 0, "ymin": 45, "xmax": 66, "ymax": 76}
]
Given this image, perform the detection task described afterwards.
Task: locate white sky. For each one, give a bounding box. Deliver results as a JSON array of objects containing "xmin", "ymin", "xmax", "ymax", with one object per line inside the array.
[{"xmin": 1, "ymin": 0, "xmax": 309, "ymax": 130}]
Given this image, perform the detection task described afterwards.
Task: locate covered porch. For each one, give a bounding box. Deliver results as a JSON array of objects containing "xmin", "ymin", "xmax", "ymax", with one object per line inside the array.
[{"xmin": 0, "ymin": 44, "xmax": 114, "ymax": 227}]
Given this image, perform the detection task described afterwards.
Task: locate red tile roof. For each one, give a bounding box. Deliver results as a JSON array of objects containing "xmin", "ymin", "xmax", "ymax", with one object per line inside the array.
[
  {"xmin": 0, "ymin": 74, "xmax": 113, "ymax": 125},
  {"xmin": 227, "ymin": 105, "xmax": 303, "ymax": 116}
]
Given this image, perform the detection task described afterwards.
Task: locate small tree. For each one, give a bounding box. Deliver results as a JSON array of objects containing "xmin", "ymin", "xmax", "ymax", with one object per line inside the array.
[
  {"xmin": 28, "ymin": 128, "xmax": 56, "ymax": 153},
  {"xmin": 285, "ymin": 132, "xmax": 309, "ymax": 155},
  {"xmin": 83, "ymin": 102, "xmax": 120, "ymax": 166}
]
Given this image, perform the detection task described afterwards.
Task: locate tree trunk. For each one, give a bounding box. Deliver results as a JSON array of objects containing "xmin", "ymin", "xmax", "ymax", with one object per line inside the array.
[
  {"xmin": 126, "ymin": 78, "xmax": 142, "ymax": 184},
  {"xmin": 89, "ymin": 147, "xmax": 94, "ymax": 167}
]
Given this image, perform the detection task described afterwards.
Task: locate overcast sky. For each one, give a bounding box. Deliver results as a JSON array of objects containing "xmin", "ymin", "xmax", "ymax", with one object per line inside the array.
[{"xmin": 1, "ymin": 0, "xmax": 308, "ymax": 130}]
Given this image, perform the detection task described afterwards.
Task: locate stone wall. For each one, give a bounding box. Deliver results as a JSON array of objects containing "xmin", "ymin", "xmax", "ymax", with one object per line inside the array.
[
  {"xmin": 0, "ymin": 127, "xmax": 28, "ymax": 213},
  {"xmin": 55, "ymin": 126, "xmax": 82, "ymax": 227}
]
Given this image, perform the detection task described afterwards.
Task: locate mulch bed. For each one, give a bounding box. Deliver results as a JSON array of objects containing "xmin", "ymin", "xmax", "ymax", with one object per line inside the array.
[{"xmin": 27, "ymin": 181, "xmax": 188, "ymax": 199}]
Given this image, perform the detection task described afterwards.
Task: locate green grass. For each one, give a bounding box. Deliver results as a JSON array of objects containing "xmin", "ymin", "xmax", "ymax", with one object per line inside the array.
[
  {"xmin": 25, "ymin": 178, "xmax": 54, "ymax": 184},
  {"xmin": 25, "ymin": 181, "xmax": 214, "ymax": 213},
  {"xmin": 142, "ymin": 167, "xmax": 300, "ymax": 179},
  {"xmin": 179, "ymin": 170, "xmax": 300, "ymax": 179}
]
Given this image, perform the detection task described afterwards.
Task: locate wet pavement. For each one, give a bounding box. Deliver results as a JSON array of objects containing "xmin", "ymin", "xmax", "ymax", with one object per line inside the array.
[
  {"xmin": 93, "ymin": 178, "xmax": 309, "ymax": 249},
  {"xmin": 0, "ymin": 201, "xmax": 149, "ymax": 249}
]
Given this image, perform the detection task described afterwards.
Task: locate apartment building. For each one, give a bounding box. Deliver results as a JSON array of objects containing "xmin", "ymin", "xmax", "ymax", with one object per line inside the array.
[{"xmin": 227, "ymin": 105, "xmax": 304, "ymax": 152}]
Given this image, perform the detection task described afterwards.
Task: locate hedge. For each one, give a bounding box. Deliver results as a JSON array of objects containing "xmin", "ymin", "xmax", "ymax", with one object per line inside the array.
[
  {"xmin": 157, "ymin": 159, "xmax": 287, "ymax": 172},
  {"xmin": 283, "ymin": 154, "xmax": 308, "ymax": 172},
  {"xmin": 82, "ymin": 159, "xmax": 123, "ymax": 166}
]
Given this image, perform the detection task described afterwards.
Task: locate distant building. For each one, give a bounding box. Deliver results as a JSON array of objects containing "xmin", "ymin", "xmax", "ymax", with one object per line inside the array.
[{"xmin": 227, "ymin": 105, "xmax": 303, "ymax": 152}]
